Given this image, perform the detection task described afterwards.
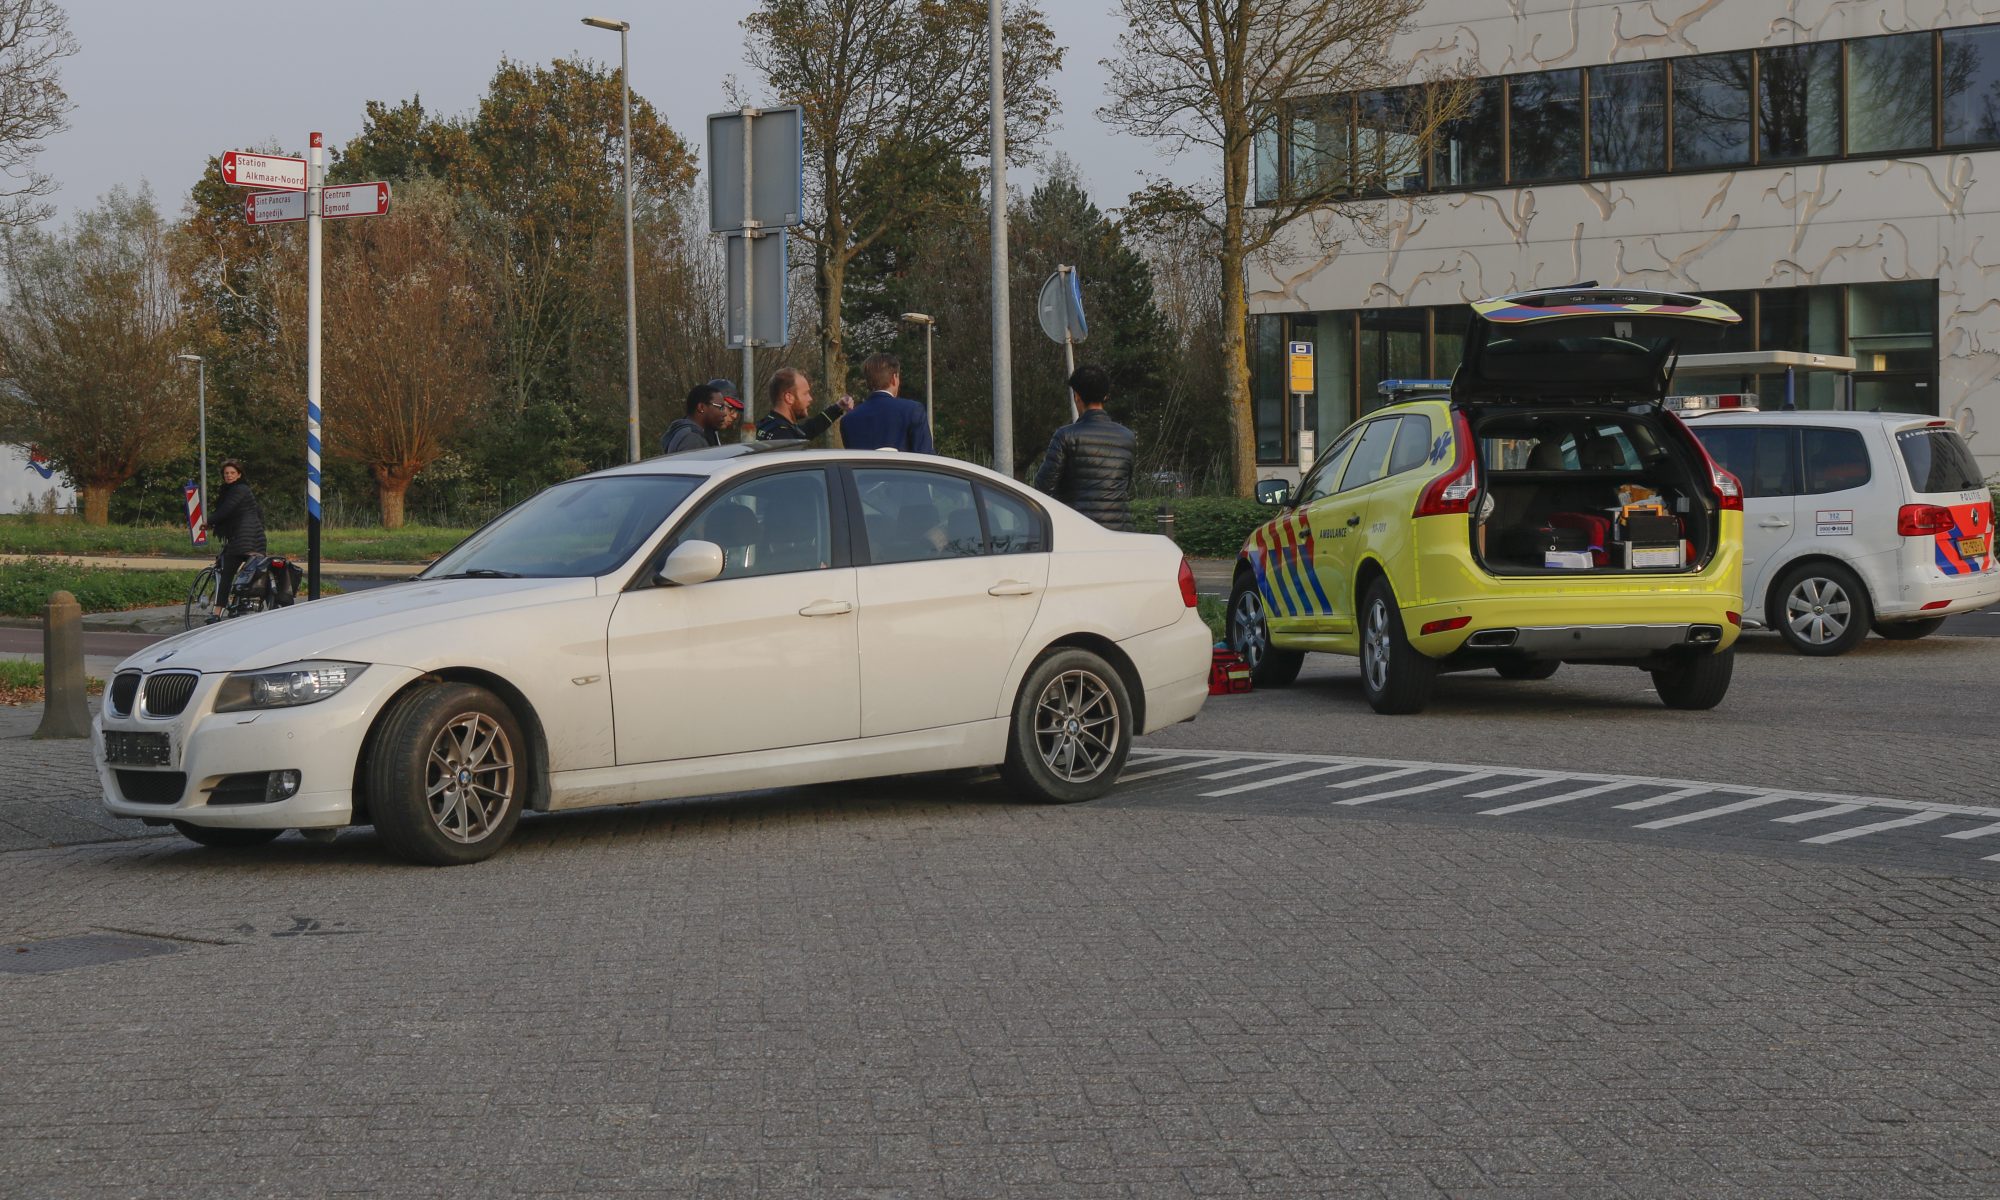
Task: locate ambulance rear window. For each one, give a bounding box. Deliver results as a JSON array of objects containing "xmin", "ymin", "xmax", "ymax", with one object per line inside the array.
[{"xmin": 1896, "ymin": 427, "xmax": 1983, "ymax": 493}]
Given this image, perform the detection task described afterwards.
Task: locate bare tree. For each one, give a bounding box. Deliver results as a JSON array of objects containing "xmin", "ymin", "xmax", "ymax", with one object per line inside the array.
[
  {"xmin": 1100, "ymin": 0, "xmax": 1463, "ymax": 493},
  {"xmin": 0, "ymin": 188, "xmax": 191, "ymax": 523},
  {"xmin": 741, "ymin": 0, "xmax": 1061, "ymax": 394},
  {"xmin": 0, "ymin": 0, "xmax": 74, "ymax": 229}
]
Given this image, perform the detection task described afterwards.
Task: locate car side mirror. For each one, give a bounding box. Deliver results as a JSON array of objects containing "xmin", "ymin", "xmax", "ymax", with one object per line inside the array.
[
  {"xmin": 655, "ymin": 540, "xmax": 724, "ymax": 587},
  {"xmin": 1254, "ymin": 479, "xmax": 1292, "ymax": 507}
]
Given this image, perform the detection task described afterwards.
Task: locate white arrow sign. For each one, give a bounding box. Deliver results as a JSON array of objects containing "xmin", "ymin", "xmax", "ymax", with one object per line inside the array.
[
  {"xmin": 245, "ymin": 190, "xmax": 306, "ymax": 224},
  {"xmin": 221, "ymin": 150, "xmax": 308, "ymax": 191},
  {"xmin": 319, "ymin": 181, "xmax": 391, "ymax": 219}
]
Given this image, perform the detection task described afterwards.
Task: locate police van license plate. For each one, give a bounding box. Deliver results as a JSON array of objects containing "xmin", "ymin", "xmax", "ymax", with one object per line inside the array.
[{"xmin": 1960, "ymin": 535, "xmax": 1987, "ymax": 559}]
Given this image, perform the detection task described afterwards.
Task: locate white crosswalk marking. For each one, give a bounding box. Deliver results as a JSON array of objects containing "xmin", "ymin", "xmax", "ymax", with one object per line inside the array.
[
  {"xmin": 1482, "ymin": 780, "xmax": 1645, "ymax": 817},
  {"xmin": 1802, "ymin": 810, "xmax": 1946, "ymax": 845},
  {"xmin": 1635, "ymin": 793, "xmax": 1792, "ymax": 830},
  {"xmin": 1200, "ymin": 759, "xmax": 1309, "ymax": 780},
  {"xmin": 1337, "ymin": 771, "xmax": 1499, "ymax": 807},
  {"xmin": 1116, "ymin": 757, "xmax": 1237, "ymax": 784},
  {"xmin": 1466, "ymin": 774, "xmax": 1561, "ymax": 799},
  {"xmin": 1944, "ymin": 819, "xmax": 2000, "ymax": 841},
  {"xmin": 1201, "ymin": 765, "xmax": 1360, "ymax": 798},
  {"xmin": 1613, "ymin": 786, "xmax": 1726, "ymax": 811},
  {"xmin": 1772, "ymin": 803, "xmax": 1866, "ymax": 824},
  {"xmin": 1326, "ymin": 767, "xmax": 1427, "ymax": 792}
]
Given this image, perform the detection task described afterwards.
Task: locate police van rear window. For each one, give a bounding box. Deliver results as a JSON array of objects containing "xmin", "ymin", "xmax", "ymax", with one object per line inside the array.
[{"xmin": 1896, "ymin": 427, "xmax": 1983, "ymax": 493}]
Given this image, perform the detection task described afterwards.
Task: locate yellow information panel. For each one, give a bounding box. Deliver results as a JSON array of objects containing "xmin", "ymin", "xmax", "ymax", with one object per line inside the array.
[{"xmin": 1288, "ymin": 341, "xmax": 1314, "ymax": 393}]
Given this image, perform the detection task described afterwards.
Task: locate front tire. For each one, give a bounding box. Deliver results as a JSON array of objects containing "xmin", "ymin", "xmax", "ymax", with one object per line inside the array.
[
  {"xmin": 1872, "ymin": 617, "xmax": 1946, "ymax": 641},
  {"xmin": 366, "ymin": 683, "xmax": 526, "ymax": 866},
  {"xmin": 1357, "ymin": 578, "xmax": 1436, "ymax": 715},
  {"xmin": 1001, "ymin": 649, "xmax": 1134, "ymax": 804},
  {"xmin": 171, "ymin": 822, "xmax": 282, "ymax": 848},
  {"xmin": 1651, "ymin": 649, "xmax": 1734, "ymax": 710},
  {"xmin": 1227, "ymin": 576, "xmax": 1303, "ymax": 686},
  {"xmin": 183, "ymin": 567, "xmax": 219, "ymax": 631},
  {"xmin": 1773, "ymin": 561, "xmax": 1871, "ymax": 656}
]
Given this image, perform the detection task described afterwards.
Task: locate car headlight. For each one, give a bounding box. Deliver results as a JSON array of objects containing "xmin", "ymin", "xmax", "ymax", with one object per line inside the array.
[{"xmin": 213, "ymin": 660, "xmax": 368, "ymax": 712}]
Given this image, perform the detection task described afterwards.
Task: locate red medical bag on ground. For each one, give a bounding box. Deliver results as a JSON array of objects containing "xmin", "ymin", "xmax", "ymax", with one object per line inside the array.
[{"xmin": 1209, "ymin": 647, "xmax": 1253, "ymax": 695}]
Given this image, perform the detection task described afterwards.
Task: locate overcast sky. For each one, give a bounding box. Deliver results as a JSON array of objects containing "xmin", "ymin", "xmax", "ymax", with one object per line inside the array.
[{"xmin": 40, "ymin": 0, "xmax": 1200, "ymax": 226}]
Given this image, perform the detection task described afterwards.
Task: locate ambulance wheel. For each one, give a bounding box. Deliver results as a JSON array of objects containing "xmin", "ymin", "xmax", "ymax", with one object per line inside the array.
[
  {"xmin": 1651, "ymin": 648, "xmax": 1734, "ymax": 711},
  {"xmin": 1773, "ymin": 561, "xmax": 1871, "ymax": 656},
  {"xmin": 1228, "ymin": 577, "xmax": 1303, "ymax": 687},
  {"xmin": 1871, "ymin": 617, "xmax": 1946, "ymax": 641},
  {"xmin": 1358, "ymin": 578, "xmax": 1436, "ymax": 715}
]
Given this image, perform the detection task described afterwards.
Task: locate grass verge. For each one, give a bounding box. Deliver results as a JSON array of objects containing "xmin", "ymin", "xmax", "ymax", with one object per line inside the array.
[
  {"xmin": 0, "ymin": 659, "xmax": 104, "ymax": 706},
  {"xmin": 0, "ymin": 515, "xmax": 469, "ymax": 562}
]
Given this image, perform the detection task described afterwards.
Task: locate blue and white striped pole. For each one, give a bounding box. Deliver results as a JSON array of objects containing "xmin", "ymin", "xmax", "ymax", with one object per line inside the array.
[{"xmin": 305, "ymin": 131, "xmax": 323, "ymax": 601}]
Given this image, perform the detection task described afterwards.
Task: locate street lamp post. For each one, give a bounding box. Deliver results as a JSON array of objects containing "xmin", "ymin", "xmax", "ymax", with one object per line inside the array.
[
  {"xmin": 987, "ymin": 0, "xmax": 1012, "ymax": 477},
  {"xmin": 583, "ymin": 16, "xmax": 641, "ymax": 463},
  {"xmin": 901, "ymin": 313, "xmax": 936, "ymax": 443},
  {"xmin": 175, "ymin": 353, "xmax": 207, "ymax": 535}
]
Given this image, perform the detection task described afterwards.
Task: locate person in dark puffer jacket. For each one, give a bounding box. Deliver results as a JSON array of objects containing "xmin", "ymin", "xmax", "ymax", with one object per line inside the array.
[
  {"xmin": 207, "ymin": 458, "xmax": 267, "ymax": 620},
  {"xmin": 1032, "ymin": 364, "xmax": 1136, "ymax": 531}
]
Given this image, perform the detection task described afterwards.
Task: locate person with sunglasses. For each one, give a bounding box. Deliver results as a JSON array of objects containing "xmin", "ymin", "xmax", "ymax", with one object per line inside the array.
[{"xmin": 660, "ymin": 381, "xmax": 744, "ymax": 455}]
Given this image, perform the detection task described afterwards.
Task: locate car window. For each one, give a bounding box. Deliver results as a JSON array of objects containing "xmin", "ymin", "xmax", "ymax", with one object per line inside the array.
[
  {"xmin": 1294, "ymin": 426, "xmax": 1360, "ymax": 506},
  {"xmin": 426, "ymin": 474, "xmax": 702, "ymax": 579},
  {"xmin": 1896, "ymin": 427, "xmax": 1983, "ymax": 493},
  {"xmin": 1801, "ymin": 427, "xmax": 1871, "ymax": 495},
  {"xmin": 854, "ymin": 468, "xmax": 985, "ymax": 564},
  {"xmin": 1694, "ymin": 426, "xmax": 1797, "ymax": 498},
  {"xmin": 979, "ymin": 485, "xmax": 1045, "ymax": 554},
  {"xmin": 668, "ymin": 469, "xmax": 833, "ymax": 579},
  {"xmin": 1572, "ymin": 424, "xmax": 1641, "ymax": 470},
  {"xmin": 1387, "ymin": 413, "xmax": 1435, "ymax": 475},
  {"xmin": 1337, "ymin": 419, "xmax": 1400, "ymax": 491}
]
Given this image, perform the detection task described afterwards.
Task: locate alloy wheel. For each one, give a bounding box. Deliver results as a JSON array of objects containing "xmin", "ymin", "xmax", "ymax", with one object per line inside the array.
[
  {"xmin": 1362, "ymin": 598, "xmax": 1392, "ymax": 693},
  {"xmin": 1231, "ymin": 589, "xmax": 1268, "ymax": 670},
  {"xmin": 1032, "ymin": 669, "xmax": 1121, "ymax": 784},
  {"xmin": 425, "ymin": 711, "xmax": 516, "ymax": 844},
  {"xmin": 1784, "ymin": 576, "xmax": 1851, "ymax": 646}
]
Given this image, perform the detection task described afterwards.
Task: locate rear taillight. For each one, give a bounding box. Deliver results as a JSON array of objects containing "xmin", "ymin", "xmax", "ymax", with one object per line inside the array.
[
  {"xmin": 1177, "ymin": 558, "xmax": 1199, "ymax": 608},
  {"xmin": 1664, "ymin": 411, "xmax": 1743, "ymax": 511},
  {"xmin": 1419, "ymin": 616, "xmax": 1472, "ymax": 636},
  {"xmin": 1898, "ymin": 504, "xmax": 1955, "ymax": 536},
  {"xmin": 1413, "ymin": 410, "xmax": 1479, "ymax": 518}
]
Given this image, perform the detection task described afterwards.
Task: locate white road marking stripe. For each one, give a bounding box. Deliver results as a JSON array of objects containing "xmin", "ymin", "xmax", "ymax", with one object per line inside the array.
[
  {"xmin": 1802, "ymin": 810, "xmax": 1947, "ymax": 845},
  {"xmin": 1772, "ymin": 803, "xmax": 1865, "ymax": 824},
  {"xmin": 1201, "ymin": 765, "xmax": 1362, "ymax": 797},
  {"xmin": 1481, "ymin": 780, "xmax": 1642, "ymax": 816},
  {"xmin": 1465, "ymin": 774, "xmax": 1561, "ymax": 799},
  {"xmin": 1612, "ymin": 786, "xmax": 1721, "ymax": 811},
  {"xmin": 1326, "ymin": 767, "xmax": 1427, "ymax": 791},
  {"xmin": 1944, "ymin": 819, "xmax": 2000, "ymax": 840},
  {"xmin": 1116, "ymin": 757, "xmax": 1238, "ymax": 784},
  {"xmin": 1201, "ymin": 759, "xmax": 1311, "ymax": 780},
  {"xmin": 1636, "ymin": 793, "xmax": 1792, "ymax": 830},
  {"xmin": 1337, "ymin": 771, "xmax": 1498, "ymax": 807}
]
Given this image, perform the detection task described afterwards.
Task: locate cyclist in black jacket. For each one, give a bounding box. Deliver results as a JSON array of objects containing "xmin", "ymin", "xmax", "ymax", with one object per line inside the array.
[{"xmin": 207, "ymin": 459, "xmax": 267, "ymax": 621}]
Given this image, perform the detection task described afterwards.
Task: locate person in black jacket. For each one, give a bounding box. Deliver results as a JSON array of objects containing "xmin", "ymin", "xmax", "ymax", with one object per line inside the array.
[
  {"xmin": 756, "ymin": 367, "xmax": 852, "ymax": 442},
  {"xmin": 660, "ymin": 383, "xmax": 739, "ymax": 455},
  {"xmin": 1032, "ymin": 364, "xmax": 1136, "ymax": 531},
  {"xmin": 207, "ymin": 458, "xmax": 267, "ymax": 619}
]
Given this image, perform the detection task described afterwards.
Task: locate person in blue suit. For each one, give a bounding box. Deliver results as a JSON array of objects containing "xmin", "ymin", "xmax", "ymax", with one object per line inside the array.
[{"xmin": 838, "ymin": 353, "xmax": 933, "ymax": 454}]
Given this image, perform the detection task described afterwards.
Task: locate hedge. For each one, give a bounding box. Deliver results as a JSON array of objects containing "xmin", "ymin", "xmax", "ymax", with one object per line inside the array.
[
  {"xmin": 0, "ymin": 559, "xmax": 201, "ymax": 618},
  {"xmin": 1133, "ymin": 497, "xmax": 1269, "ymax": 559}
]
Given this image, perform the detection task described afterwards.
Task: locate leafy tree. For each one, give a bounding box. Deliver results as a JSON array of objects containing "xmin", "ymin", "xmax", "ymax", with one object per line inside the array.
[
  {"xmin": 742, "ymin": 0, "xmax": 1062, "ymax": 396},
  {"xmin": 0, "ymin": 188, "xmax": 191, "ymax": 523},
  {"xmin": 0, "ymin": 0, "xmax": 76, "ymax": 230}
]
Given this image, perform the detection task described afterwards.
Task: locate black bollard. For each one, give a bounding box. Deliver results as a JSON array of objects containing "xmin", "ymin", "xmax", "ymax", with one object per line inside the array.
[
  {"xmin": 1155, "ymin": 503, "xmax": 1176, "ymax": 540},
  {"xmin": 33, "ymin": 590, "xmax": 92, "ymax": 740}
]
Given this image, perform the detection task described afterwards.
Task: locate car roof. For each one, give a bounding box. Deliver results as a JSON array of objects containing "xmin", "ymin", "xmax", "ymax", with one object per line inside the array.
[
  {"xmin": 583, "ymin": 445, "xmax": 1020, "ymax": 485},
  {"xmin": 1681, "ymin": 410, "xmax": 1959, "ymax": 431}
]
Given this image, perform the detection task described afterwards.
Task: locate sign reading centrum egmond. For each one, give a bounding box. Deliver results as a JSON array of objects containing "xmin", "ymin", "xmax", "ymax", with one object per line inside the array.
[{"xmin": 243, "ymin": 183, "xmax": 393, "ymax": 225}]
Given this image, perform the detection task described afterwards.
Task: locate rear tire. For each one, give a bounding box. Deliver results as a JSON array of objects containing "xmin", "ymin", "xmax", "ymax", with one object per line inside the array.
[
  {"xmin": 1651, "ymin": 649, "xmax": 1734, "ymax": 710},
  {"xmin": 171, "ymin": 822, "xmax": 282, "ymax": 849},
  {"xmin": 1001, "ymin": 649, "xmax": 1134, "ymax": 804},
  {"xmin": 1495, "ymin": 661, "xmax": 1560, "ymax": 681},
  {"xmin": 1872, "ymin": 617, "xmax": 1946, "ymax": 641},
  {"xmin": 1227, "ymin": 576, "xmax": 1303, "ymax": 687},
  {"xmin": 366, "ymin": 683, "xmax": 526, "ymax": 866},
  {"xmin": 1772, "ymin": 562, "xmax": 1871, "ymax": 656},
  {"xmin": 1357, "ymin": 578, "xmax": 1436, "ymax": 715}
]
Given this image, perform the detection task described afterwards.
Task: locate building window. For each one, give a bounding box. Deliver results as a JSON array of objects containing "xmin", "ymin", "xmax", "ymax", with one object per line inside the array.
[
  {"xmin": 1431, "ymin": 304, "xmax": 1473, "ymax": 380},
  {"xmin": 1356, "ymin": 88, "xmax": 1426, "ymax": 193},
  {"xmin": 1253, "ymin": 315, "xmax": 1286, "ymax": 462},
  {"xmin": 1847, "ymin": 33, "xmax": 1934, "ymax": 155},
  {"xmin": 1509, "ymin": 69, "xmax": 1583, "ymax": 183},
  {"xmin": 1253, "ymin": 121, "xmax": 1280, "ymax": 204},
  {"xmin": 1589, "ymin": 61, "xmax": 1666, "ymax": 174},
  {"xmin": 1357, "ymin": 308, "xmax": 1426, "ymax": 413},
  {"xmin": 1672, "ymin": 52, "xmax": 1754, "ymax": 169},
  {"xmin": 1759, "ymin": 43, "xmax": 1842, "ymax": 162},
  {"xmin": 1433, "ymin": 76, "xmax": 1504, "ymax": 188},
  {"xmin": 1848, "ymin": 280, "xmax": 1938, "ymax": 414},
  {"xmin": 1290, "ymin": 95, "xmax": 1351, "ymax": 197},
  {"xmin": 1942, "ymin": 25, "xmax": 2000, "ymax": 146},
  {"xmin": 1290, "ymin": 313, "xmax": 1356, "ymax": 442}
]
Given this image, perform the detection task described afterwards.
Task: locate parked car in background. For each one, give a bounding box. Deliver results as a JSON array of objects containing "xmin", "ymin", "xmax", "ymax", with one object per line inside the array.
[
  {"xmin": 1683, "ymin": 406, "xmax": 1998, "ymax": 654},
  {"xmin": 95, "ymin": 446, "xmax": 1212, "ymax": 865},
  {"xmin": 1227, "ymin": 286, "xmax": 1748, "ymax": 715}
]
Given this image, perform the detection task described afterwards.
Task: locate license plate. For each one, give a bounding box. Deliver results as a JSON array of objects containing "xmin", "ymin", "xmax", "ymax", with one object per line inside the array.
[
  {"xmin": 1960, "ymin": 536, "xmax": 1988, "ymax": 559},
  {"xmin": 103, "ymin": 730, "xmax": 170, "ymax": 767}
]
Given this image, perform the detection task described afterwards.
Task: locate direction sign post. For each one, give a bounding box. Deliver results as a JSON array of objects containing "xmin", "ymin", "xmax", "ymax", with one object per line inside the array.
[
  {"xmin": 221, "ymin": 151, "xmax": 308, "ymax": 192},
  {"xmin": 1288, "ymin": 341, "xmax": 1315, "ymax": 469},
  {"xmin": 1037, "ymin": 265, "xmax": 1088, "ymax": 418},
  {"xmin": 710, "ymin": 106, "xmax": 804, "ymax": 439}
]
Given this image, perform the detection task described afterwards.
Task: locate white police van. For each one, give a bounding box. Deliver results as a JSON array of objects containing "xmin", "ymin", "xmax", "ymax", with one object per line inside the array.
[{"xmin": 1678, "ymin": 398, "xmax": 1998, "ymax": 654}]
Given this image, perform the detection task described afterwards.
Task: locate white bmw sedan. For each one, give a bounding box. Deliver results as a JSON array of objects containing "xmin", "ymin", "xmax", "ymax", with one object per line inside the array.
[{"xmin": 95, "ymin": 447, "xmax": 1212, "ymax": 864}]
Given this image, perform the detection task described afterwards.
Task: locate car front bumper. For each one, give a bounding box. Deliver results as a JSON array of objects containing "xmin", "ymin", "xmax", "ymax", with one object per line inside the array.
[{"xmin": 96, "ymin": 663, "xmax": 420, "ymax": 829}]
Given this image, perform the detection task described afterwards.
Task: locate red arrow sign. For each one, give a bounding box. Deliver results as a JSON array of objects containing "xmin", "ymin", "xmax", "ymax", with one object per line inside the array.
[
  {"xmin": 221, "ymin": 150, "xmax": 308, "ymax": 191},
  {"xmin": 320, "ymin": 181, "xmax": 391, "ymax": 219}
]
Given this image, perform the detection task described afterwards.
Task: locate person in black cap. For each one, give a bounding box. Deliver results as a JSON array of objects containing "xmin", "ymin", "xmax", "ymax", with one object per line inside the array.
[
  {"xmin": 659, "ymin": 382, "xmax": 740, "ymax": 455},
  {"xmin": 756, "ymin": 367, "xmax": 852, "ymax": 442}
]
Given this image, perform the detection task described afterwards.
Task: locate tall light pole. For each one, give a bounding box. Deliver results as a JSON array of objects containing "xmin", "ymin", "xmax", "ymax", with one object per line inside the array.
[
  {"xmin": 175, "ymin": 353, "xmax": 207, "ymax": 537},
  {"xmin": 987, "ymin": 0, "xmax": 1013, "ymax": 477},
  {"xmin": 901, "ymin": 313, "xmax": 936, "ymax": 443},
  {"xmin": 583, "ymin": 16, "xmax": 641, "ymax": 462}
]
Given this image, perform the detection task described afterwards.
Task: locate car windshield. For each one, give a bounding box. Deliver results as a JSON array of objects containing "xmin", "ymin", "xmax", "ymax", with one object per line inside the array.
[
  {"xmin": 422, "ymin": 474, "xmax": 702, "ymax": 579},
  {"xmin": 1896, "ymin": 427, "xmax": 1984, "ymax": 493}
]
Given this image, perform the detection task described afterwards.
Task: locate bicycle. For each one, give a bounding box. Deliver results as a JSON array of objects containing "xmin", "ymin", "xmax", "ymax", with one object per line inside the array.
[{"xmin": 182, "ymin": 551, "xmax": 303, "ymax": 630}]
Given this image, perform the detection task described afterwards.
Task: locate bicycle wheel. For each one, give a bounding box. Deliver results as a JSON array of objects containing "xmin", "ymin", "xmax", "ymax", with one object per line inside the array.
[{"xmin": 184, "ymin": 567, "xmax": 219, "ymax": 631}]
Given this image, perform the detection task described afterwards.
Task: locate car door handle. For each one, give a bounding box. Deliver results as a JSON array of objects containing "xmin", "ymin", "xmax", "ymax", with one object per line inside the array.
[
  {"xmin": 1346, "ymin": 515, "xmax": 1361, "ymax": 527},
  {"xmin": 1758, "ymin": 518, "xmax": 1792, "ymax": 529},
  {"xmin": 988, "ymin": 581, "xmax": 1038, "ymax": 597},
  {"xmin": 798, "ymin": 600, "xmax": 853, "ymax": 617}
]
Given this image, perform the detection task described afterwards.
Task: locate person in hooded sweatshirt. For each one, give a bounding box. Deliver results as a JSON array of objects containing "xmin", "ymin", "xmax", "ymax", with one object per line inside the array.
[{"xmin": 660, "ymin": 382, "xmax": 741, "ymax": 455}]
